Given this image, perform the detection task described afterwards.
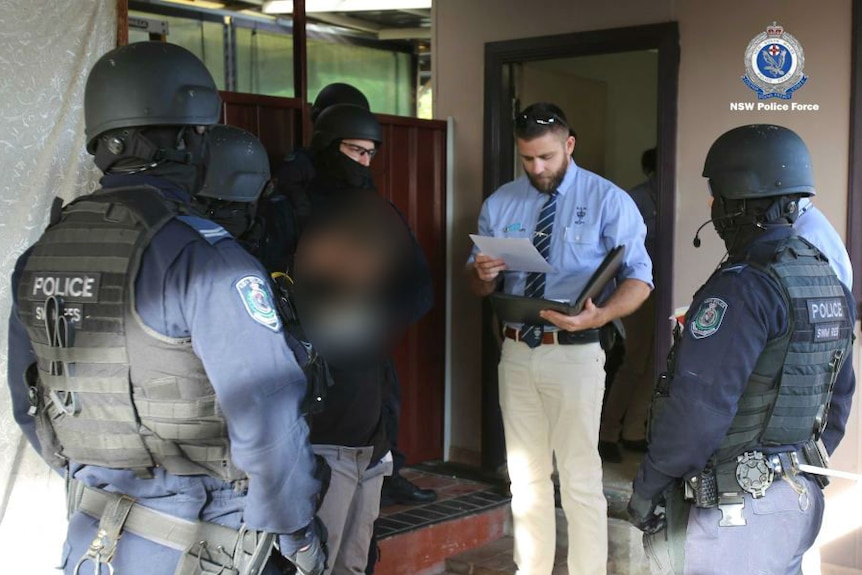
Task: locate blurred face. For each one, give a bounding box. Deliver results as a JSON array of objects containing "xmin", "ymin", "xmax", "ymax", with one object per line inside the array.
[
  {"xmin": 516, "ymin": 131, "xmax": 575, "ymax": 193},
  {"xmin": 339, "ymin": 138, "xmax": 377, "ymax": 167}
]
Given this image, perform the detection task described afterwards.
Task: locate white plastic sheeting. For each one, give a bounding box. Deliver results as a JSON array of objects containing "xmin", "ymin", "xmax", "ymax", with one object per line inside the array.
[{"xmin": 0, "ymin": 0, "xmax": 116, "ymax": 568}]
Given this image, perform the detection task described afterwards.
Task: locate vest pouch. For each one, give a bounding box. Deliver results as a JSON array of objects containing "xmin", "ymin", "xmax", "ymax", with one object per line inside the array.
[{"xmin": 26, "ymin": 363, "xmax": 66, "ymax": 469}]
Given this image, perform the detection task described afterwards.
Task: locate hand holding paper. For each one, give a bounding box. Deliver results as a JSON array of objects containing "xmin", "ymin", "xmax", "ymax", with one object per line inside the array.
[{"xmin": 470, "ymin": 234, "xmax": 555, "ymax": 273}]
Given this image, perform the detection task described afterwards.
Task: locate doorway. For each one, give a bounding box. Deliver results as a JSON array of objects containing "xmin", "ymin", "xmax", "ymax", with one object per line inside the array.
[{"xmin": 480, "ymin": 22, "xmax": 679, "ymax": 469}]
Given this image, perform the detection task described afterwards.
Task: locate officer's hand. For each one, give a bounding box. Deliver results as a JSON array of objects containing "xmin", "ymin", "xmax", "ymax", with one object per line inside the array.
[
  {"xmin": 281, "ymin": 517, "xmax": 328, "ymax": 575},
  {"xmin": 626, "ymin": 491, "xmax": 666, "ymax": 535},
  {"xmin": 540, "ymin": 297, "xmax": 606, "ymax": 331},
  {"xmin": 473, "ymin": 253, "xmax": 507, "ymax": 282}
]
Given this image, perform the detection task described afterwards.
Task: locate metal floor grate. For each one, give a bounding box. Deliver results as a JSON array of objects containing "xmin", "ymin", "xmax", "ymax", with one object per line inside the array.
[{"xmin": 377, "ymin": 489, "xmax": 510, "ymax": 538}]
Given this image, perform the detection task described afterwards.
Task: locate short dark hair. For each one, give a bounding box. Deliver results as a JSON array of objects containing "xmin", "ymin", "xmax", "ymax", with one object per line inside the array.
[
  {"xmin": 641, "ymin": 147, "xmax": 657, "ymax": 175},
  {"xmin": 515, "ymin": 102, "xmax": 570, "ymax": 140}
]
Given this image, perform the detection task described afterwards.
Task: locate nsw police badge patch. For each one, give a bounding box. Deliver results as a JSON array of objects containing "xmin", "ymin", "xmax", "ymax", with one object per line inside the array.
[
  {"xmin": 690, "ymin": 297, "xmax": 728, "ymax": 339},
  {"xmin": 235, "ymin": 275, "xmax": 281, "ymax": 332},
  {"xmin": 743, "ymin": 22, "xmax": 807, "ymax": 100}
]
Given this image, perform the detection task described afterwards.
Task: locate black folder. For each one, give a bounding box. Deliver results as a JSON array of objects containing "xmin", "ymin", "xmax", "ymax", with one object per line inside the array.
[{"xmin": 490, "ymin": 245, "xmax": 625, "ymax": 325}]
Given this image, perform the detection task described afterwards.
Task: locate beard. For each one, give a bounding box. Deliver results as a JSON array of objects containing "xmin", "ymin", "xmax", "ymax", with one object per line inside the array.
[{"xmin": 526, "ymin": 162, "xmax": 567, "ymax": 194}]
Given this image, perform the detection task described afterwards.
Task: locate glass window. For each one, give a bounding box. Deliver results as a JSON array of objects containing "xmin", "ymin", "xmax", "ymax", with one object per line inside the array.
[
  {"xmin": 308, "ymin": 39, "xmax": 413, "ymax": 116},
  {"xmin": 128, "ymin": 10, "xmax": 226, "ymax": 90},
  {"xmin": 234, "ymin": 26, "xmax": 295, "ymax": 98}
]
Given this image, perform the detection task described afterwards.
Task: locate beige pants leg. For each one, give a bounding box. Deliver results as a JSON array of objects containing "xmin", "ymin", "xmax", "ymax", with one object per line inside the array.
[{"xmin": 499, "ymin": 339, "xmax": 608, "ymax": 575}]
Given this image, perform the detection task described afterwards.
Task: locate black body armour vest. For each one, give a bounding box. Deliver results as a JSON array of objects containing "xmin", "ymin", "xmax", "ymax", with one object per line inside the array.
[
  {"xmin": 711, "ymin": 235, "xmax": 853, "ymax": 464},
  {"xmin": 17, "ymin": 187, "xmax": 245, "ymax": 481}
]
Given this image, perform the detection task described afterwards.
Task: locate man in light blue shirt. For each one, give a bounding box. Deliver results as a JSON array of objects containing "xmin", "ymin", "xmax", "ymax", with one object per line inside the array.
[
  {"xmin": 795, "ymin": 197, "xmax": 853, "ymax": 288},
  {"xmin": 467, "ymin": 102, "xmax": 652, "ymax": 575}
]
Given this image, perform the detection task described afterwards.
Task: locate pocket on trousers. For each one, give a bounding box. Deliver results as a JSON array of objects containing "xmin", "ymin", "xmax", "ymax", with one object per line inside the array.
[{"xmin": 751, "ymin": 482, "xmax": 805, "ymax": 516}]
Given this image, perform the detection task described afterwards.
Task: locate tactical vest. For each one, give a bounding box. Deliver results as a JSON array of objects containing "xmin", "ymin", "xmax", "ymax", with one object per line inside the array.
[
  {"xmin": 18, "ymin": 187, "xmax": 245, "ymax": 481},
  {"xmin": 711, "ymin": 236, "xmax": 853, "ymax": 465}
]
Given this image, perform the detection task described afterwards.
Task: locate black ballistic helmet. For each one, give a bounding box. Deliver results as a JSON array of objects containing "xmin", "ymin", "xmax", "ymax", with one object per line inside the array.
[
  {"xmin": 310, "ymin": 83, "xmax": 370, "ymax": 123},
  {"xmin": 310, "ymin": 104, "xmax": 382, "ymax": 152},
  {"xmin": 84, "ymin": 42, "xmax": 221, "ymax": 154},
  {"xmin": 198, "ymin": 125, "xmax": 270, "ymax": 203},
  {"xmin": 702, "ymin": 124, "xmax": 816, "ymax": 200}
]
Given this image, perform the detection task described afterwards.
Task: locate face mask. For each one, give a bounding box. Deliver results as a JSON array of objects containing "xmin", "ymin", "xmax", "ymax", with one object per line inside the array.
[{"xmin": 315, "ymin": 144, "xmax": 376, "ymax": 189}]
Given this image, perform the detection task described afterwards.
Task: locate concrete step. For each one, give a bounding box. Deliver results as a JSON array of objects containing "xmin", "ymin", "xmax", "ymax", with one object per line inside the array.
[{"xmin": 373, "ymin": 470, "xmax": 512, "ymax": 575}]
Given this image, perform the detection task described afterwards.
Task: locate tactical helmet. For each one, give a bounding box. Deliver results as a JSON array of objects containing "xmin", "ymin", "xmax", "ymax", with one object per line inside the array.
[
  {"xmin": 702, "ymin": 124, "xmax": 815, "ymax": 200},
  {"xmin": 310, "ymin": 104, "xmax": 382, "ymax": 152},
  {"xmin": 197, "ymin": 125, "xmax": 270, "ymax": 202},
  {"xmin": 310, "ymin": 83, "xmax": 370, "ymax": 123},
  {"xmin": 84, "ymin": 42, "xmax": 221, "ymax": 154}
]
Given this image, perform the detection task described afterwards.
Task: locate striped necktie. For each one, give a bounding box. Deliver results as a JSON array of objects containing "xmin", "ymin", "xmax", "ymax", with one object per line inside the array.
[{"xmin": 519, "ymin": 190, "xmax": 558, "ymax": 348}]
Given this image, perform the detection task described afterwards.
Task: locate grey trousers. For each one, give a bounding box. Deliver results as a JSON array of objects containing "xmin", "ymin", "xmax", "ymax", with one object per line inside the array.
[
  {"xmin": 644, "ymin": 476, "xmax": 824, "ymax": 575},
  {"xmin": 314, "ymin": 445, "xmax": 393, "ymax": 575}
]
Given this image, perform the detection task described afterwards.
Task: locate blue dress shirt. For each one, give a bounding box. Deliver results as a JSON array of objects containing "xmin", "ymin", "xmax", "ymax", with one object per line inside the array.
[{"xmin": 471, "ymin": 160, "xmax": 653, "ymax": 317}]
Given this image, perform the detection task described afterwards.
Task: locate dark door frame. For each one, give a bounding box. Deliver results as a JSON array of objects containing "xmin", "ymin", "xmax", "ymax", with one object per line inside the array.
[
  {"xmin": 849, "ymin": 0, "xmax": 862, "ymax": 312},
  {"xmin": 480, "ymin": 22, "xmax": 680, "ymax": 468}
]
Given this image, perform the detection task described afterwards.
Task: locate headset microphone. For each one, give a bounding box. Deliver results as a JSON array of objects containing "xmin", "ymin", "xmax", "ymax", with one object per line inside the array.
[
  {"xmin": 692, "ymin": 219, "xmax": 712, "ymax": 248},
  {"xmin": 691, "ymin": 210, "xmax": 745, "ymax": 248}
]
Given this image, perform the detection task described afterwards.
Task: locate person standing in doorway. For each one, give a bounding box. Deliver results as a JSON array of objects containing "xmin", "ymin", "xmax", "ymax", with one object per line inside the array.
[
  {"xmin": 599, "ymin": 147, "xmax": 658, "ymax": 462},
  {"xmin": 468, "ymin": 102, "xmax": 652, "ymax": 575}
]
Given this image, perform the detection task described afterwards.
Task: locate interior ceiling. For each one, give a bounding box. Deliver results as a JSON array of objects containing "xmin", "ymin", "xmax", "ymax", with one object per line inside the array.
[{"xmin": 167, "ymin": 0, "xmax": 432, "ymax": 40}]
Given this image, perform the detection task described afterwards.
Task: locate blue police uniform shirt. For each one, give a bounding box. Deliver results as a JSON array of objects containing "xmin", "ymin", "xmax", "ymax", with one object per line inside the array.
[
  {"xmin": 470, "ymin": 159, "xmax": 653, "ymax": 325},
  {"xmin": 633, "ymin": 225, "xmax": 857, "ymax": 500},
  {"xmin": 795, "ymin": 198, "xmax": 853, "ymax": 289},
  {"xmin": 6, "ymin": 175, "xmax": 318, "ymax": 549}
]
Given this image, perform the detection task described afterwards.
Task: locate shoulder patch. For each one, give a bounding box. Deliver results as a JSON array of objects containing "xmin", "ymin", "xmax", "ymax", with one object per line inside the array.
[
  {"xmin": 690, "ymin": 297, "xmax": 728, "ymax": 339},
  {"xmin": 177, "ymin": 215, "xmax": 233, "ymax": 245},
  {"xmin": 235, "ymin": 275, "xmax": 282, "ymax": 332},
  {"xmin": 721, "ymin": 264, "xmax": 747, "ymax": 275}
]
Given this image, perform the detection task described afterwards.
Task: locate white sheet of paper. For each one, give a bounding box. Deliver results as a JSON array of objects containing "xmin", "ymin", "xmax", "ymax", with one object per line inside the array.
[{"xmin": 470, "ymin": 234, "xmax": 555, "ymax": 273}]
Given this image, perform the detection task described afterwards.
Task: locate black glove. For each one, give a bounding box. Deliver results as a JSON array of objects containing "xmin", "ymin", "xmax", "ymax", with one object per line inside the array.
[
  {"xmin": 627, "ymin": 490, "xmax": 666, "ymax": 535},
  {"xmin": 281, "ymin": 516, "xmax": 328, "ymax": 575}
]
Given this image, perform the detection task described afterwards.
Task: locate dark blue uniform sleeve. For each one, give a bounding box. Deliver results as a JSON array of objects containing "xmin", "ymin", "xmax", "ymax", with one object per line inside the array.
[
  {"xmin": 139, "ymin": 223, "xmax": 319, "ymax": 540},
  {"xmin": 821, "ymin": 284, "xmax": 857, "ymax": 455},
  {"xmin": 6, "ymin": 248, "xmax": 41, "ymax": 454},
  {"xmin": 633, "ymin": 266, "xmax": 788, "ymax": 499}
]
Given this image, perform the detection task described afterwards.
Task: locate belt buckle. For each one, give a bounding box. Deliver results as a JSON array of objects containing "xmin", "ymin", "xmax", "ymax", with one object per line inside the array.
[
  {"xmin": 735, "ymin": 451, "xmax": 774, "ymax": 499},
  {"xmin": 717, "ymin": 496, "xmax": 746, "ymax": 527}
]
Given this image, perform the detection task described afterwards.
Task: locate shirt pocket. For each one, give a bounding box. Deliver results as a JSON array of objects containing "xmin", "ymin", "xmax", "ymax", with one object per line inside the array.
[{"xmin": 564, "ymin": 223, "xmax": 601, "ymax": 245}]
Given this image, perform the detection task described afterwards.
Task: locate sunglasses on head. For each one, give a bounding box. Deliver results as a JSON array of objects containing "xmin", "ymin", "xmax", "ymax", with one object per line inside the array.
[{"xmin": 515, "ymin": 112, "xmax": 569, "ymax": 130}]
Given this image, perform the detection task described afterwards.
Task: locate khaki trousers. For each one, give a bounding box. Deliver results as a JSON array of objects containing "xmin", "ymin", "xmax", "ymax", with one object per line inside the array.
[
  {"xmin": 600, "ymin": 293, "xmax": 656, "ymax": 443},
  {"xmin": 313, "ymin": 445, "xmax": 393, "ymax": 575},
  {"xmin": 498, "ymin": 338, "xmax": 608, "ymax": 575}
]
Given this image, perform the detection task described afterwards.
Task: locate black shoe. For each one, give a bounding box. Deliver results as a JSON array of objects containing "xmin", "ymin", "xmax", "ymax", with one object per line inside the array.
[
  {"xmin": 381, "ymin": 474, "xmax": 438, "ymax": 506},
  {"xmin": 598, "ymin": 441, "xmax": 623, "ymax": 463},
  {"xmin": 621, "ymin": 438, "xmax": 649, "ymax": 452}
]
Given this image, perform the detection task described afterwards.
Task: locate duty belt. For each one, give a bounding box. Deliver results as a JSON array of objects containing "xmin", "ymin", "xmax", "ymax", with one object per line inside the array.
[
  {"xmin": 685, "ymin": 448, "xmax": 816, "ymax": 528},
  {"xmin": 75, "ymin": 486, "xmax": 274, "ymax": 575}
]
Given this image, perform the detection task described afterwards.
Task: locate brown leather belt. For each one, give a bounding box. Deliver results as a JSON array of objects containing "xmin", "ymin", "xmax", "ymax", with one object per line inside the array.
[{"xmin": 504, "ymin": 326, "xmax": 600, "ymax": 345}]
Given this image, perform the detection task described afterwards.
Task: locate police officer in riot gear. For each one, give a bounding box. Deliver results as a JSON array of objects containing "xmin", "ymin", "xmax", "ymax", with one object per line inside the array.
[
  {"xmin": 195, "ymin": 124, "xmax": 271, "ymax": 244},
  {"xmin": 627, "ymin": 124, "xmax": 856, "ymax": 574},
  {"xmin": 7, "ymin": 42, "xmax": 325, "ymax": 575}
]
